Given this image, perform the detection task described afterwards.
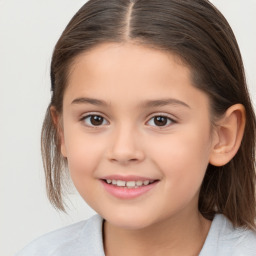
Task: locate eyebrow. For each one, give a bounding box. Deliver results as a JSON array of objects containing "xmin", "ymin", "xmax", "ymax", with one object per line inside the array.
[
  {"xmin": 141, "ymin": 98, "xmax": 190, "ymax": 109},
  {"xmin": 71, "ymin": 97, "xmax": 190, "ymax": 109},
  {"xmin": 71, "ymin": 97, "xmax": 108, "ymax": 106}
]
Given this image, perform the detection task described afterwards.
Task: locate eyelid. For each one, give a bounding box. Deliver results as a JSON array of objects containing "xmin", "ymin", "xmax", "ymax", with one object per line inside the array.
[{"xmin": 146, "ymin": 112, "xmax": 177, "ymax": 121}]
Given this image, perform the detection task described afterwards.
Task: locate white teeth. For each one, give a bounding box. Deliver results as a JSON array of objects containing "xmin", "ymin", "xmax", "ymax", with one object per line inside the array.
[
  {"xmin": 136, "ymin": 180, "xmax": 143, "ymax": 186},
  {"xmin": 126, "ymin": 181, "xmax": 136, "ymax": 187},
  {"xmin": 143, "ymin": 180, "xmax": 150, "ymax": 185},
  {"xmin": 116, "ymin": 180, "xmax": 126, "ymax": 187},
  {"xmin": 105, "ymin": 179, "xmax": 154, "ymax": 187}
]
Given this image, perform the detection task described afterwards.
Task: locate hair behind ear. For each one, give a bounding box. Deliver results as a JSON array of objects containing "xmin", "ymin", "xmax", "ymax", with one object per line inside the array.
[
  {"xmin": 41, "ymin": 105, "xmax": 67, "ymax": 211},
  {"xmin": 199, "ymin": 105, "xmax": 256, "ymax": 229}
]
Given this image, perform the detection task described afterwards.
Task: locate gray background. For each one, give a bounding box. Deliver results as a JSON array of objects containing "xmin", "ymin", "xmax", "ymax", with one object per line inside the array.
[{"xmin": 0, "ymin": 1, "xmax": 255, "ymax": 255}]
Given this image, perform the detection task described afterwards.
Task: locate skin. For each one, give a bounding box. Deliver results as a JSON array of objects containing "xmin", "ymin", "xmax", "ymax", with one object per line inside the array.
[{"xmin": 52, "ymin": 42, "xmax": 245, "ymax": 256}]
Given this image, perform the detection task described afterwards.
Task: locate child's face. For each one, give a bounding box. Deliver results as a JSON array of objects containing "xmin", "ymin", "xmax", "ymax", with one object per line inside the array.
[{"xmin": 60, "ymin": 43, "xmax": 217, "ymax": 229}]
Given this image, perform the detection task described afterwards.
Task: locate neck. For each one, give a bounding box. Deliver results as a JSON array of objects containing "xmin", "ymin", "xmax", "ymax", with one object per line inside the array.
[{"xmin": 103, "ymin": 211, "xmax": 211, "ymax": 256}]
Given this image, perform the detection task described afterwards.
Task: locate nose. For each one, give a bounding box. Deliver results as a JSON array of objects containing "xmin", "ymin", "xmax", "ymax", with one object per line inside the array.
[{"xmin": 107, "ymin": 125, "xmax": 145, "ymax": 165}]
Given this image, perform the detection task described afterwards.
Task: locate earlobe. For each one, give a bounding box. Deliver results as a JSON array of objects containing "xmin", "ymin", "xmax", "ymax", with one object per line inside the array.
[
  {"xmin": 50, "ymin": 106, "xmax": 67, "ymax": 157},
  {"xmin": 209, "ymin": 104, "xmax": 246, "ymax": 167}
]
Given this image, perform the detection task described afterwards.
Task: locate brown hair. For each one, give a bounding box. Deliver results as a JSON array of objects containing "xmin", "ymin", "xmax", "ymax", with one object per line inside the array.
[{"xmin": 41, "ymin": 0, "xmax": 256, "ymax": 228}]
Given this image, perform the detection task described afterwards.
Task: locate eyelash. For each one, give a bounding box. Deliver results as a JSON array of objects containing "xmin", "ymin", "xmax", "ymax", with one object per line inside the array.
[
  {"xmin": 80, "ymin": 113, "xmax": 176, "ymax": 128},
  {"xmin": 80, "ymin": 113, "xmax": 109, "ymax": 128},
  {"xmin": 146, "ymin": 114, "xmax": 176, "ymax": 127}
]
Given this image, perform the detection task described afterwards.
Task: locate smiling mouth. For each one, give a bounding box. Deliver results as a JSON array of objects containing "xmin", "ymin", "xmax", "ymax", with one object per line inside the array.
[
  {"xmin": 103, "ymin": 179, "xmax": 158, "ymax": 189},
  {"xmin": 101, "ymin": 177, "xmax": 160, "ymax": 199}
]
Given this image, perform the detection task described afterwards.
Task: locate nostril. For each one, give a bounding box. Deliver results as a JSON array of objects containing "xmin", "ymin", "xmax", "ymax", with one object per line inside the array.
[{"xmin": 108, "ymin": 148, "xmax": 145, "ymax": 163}]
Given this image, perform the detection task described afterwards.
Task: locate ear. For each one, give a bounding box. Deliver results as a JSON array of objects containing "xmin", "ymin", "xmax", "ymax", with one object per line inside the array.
[
  {"xmin": 209, "ymin": 104, "xmax": 246, "ymax": 166},
  {"xmin": 50, "ymin": 106, "xmax": 67, "ymax": 157}
]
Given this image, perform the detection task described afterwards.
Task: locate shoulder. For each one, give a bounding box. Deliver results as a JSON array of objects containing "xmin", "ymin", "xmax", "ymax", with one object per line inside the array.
[
  {"xmin": 15, "ymin": 214, "xmax": 105, "ymax": 256},
  {"xmin": 200, "ymin": 214, "xmax": 256, "ymax": 256}
]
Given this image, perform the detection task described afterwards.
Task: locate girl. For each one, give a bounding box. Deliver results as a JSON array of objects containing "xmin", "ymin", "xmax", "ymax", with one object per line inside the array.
[{"xmin": 16, "ymin": 0, "xmax": 256, "ymax": 255}]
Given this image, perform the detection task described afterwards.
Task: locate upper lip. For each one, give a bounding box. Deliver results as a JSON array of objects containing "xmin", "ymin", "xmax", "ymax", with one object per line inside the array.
[{"xmin": 100, "ymin": 175, "xmax": 158, "ymax": 182}]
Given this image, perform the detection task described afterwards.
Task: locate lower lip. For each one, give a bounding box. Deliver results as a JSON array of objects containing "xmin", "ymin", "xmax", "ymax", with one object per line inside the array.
[{"xmin": 101, "ymin": 180, "xmax": 158, "ymax": 199}]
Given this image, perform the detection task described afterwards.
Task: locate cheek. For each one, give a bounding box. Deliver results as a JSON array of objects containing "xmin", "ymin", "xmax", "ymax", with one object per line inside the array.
[
  {"xmin": 63, "ymin": 128, "xmax": 105, "ymax": 181},
  {"xmin": 63, "ymin": 132, "xmax": 107, "ymax": 207},
  {"xmin": 148, "ymin": 128, "xmax": 212, "ymax": 192}
]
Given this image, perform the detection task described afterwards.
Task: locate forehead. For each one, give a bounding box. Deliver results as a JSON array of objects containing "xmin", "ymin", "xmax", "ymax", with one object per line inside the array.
[
  {"xmin": 74, "ymin": 43, "xmax": 187, "ymax": 74},
  {"xmin": 63, "ymin": 42, "xmax": 208, "ymax": 110}
]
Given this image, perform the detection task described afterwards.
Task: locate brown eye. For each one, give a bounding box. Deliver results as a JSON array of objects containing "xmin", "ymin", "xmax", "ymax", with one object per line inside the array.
[
  {"xmin": 154, "ymin": 116, "xmax": 168, "ymax": 126},
  {"xmin": 147, "ymin": 115, "xmax": 174, "ymax": 127},
  {"xmin": 82, "ymin": 115, "xmax": 108, "ymax": 127}
]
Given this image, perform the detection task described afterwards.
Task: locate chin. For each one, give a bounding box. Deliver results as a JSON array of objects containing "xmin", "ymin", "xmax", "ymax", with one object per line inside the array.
[{"xmin": 101, "ymin": 209, "xmax": 157, "ymax": 230}]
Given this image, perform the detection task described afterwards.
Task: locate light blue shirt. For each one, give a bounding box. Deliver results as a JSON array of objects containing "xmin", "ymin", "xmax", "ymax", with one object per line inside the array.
[{"xmin": 15, "ymin": 214, "xmax": 256, "ymax": 255}]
